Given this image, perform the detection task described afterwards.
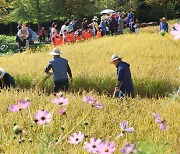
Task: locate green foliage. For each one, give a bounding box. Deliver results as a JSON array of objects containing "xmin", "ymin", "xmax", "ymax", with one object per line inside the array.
[
  {"xmin": 10, "ymin": 0, "xmax": 55, "ymax": 24},
  {"xmin": 137, "ymin": 140, "xmax": 170, "ymax": 154},
  {"xmin": 0, "ymin": 0, "xmax": 11, "ymax": 23},
  {"xmin": 0, "ymin": 35, "xmax": 15, "ymax": 44}
]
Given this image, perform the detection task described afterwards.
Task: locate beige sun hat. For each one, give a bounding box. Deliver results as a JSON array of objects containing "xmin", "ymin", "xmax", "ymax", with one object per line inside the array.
[
  {"xmin": 110, "ymin": 54, "xmax": 121, "ymax": 64},
  {"xmin": 49, "ymin": 48, "xmax": 63, "ymax": 55},
  {"xmin": 92, "ymin": 16, "xmax": 99, "ymax": 21},
  {"xmin": 0, "ymin": 68, "xmax": 5, "ymax": 79},
  {"xmin": 101, "ymin": 15, "xmax": 109, "ymax": 21}
]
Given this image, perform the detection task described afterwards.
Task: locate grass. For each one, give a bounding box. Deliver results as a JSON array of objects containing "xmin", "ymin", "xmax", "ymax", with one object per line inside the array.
[
  {"xmin": 0, "ymin": 30, "xmax": 179, "ymax": 153},
  {"xmin": 0, "ymin": 89, "xmax": 179, "ymax": 153},
  {"xmin": 0, "ymin": 32, "xmax": 179, "ymax": 97}
]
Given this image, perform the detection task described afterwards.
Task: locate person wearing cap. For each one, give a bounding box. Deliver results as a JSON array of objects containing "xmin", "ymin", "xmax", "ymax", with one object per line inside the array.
[
  {"xmin": 44, "ymin": 48, "xmax": 73, "ymax": 93},
  {"xmin": 0, "ymin": 68, "xmax": 16, "ymax": 89},
  {"xmin": 110, "ymin": 54, "xmax": 134, "ymax": 97},
  {"xmin": 159, "ymin": 17, "xmax": 168, "ymax": 32}
]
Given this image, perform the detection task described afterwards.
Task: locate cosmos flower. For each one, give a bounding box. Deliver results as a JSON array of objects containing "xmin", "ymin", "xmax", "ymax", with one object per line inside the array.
[
  {"xmin": 153, "ymin": 113, "xmax": 167, "ymax": 130},
  {"xmin": 59, "ymin": 108, "xmax": 66, "ymax": 115},
  {"xmin": 83, "ymin": 96, "xmax": 103, "ymax": 109},
  {"xmin": 68, "ymin": 131, "xmax": 84, "ymax": 144},
  {"xmin": 84, "ymin": 138, "xmax": 102, "ymax": 153},
  {"xmin": 8, "ymin": 99, "xmax": 30, "ymax": 112},
  {"xmin": 120, "ymin": 121, "xmax": 134, "ymax": 137},
  {"xmin": 52, "ymin": 97, "xmax": 69, "ymax": 106},
  {"xmin": 170, "ymin": 23, "xmax": 180, "ymax": 40},
  {"xmin": 120, "ymin": 143, "xmax": 136, "ymax": 154},
  {"xmin": 34, "ymin": 110, "xmax": 52, "ymax": 125},
  {"xmin": 83, "ymin": 96, "xmax": 95, "ymax": 104},
  {"xmin": 98, "ymin": 141, "xmax": 116, "ymax": 154}
]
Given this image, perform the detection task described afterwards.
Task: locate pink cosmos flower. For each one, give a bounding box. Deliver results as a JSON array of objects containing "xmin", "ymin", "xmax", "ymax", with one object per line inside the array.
[
  {"xmin": 170, "ymin": 24, "xmax": 180, "ymax": 40},
  {"xmin": 52, "ymin": 97, "xmax": 69, "ymax": 106},
  {"xmin": 84, "ymin": 138, "xmax": 102, "ymax": 153},
  {"xmin": 68, "ymin": 131, "xmax": 84, "ymax": 144},
  {"xmin": 59, "ymin": 108, "xmax": 66, "ymax": 115},
  {"xmin": 153, "ymin": 113, "xmax": 167, "ymax": 130},
  {"xmin": 98, "ymin": 141, "xmax": 116, "ymax": 154},
  {"xmin": 93, "ymin": 100, "xmax": 104, "ymax": 109},
  {"xmin": 8, "ymin": 99, "xmax": 30, "ymax": 112},
  {"xmin": 120, "ymin": 121, "xmax": 134, "ymax": 137},
  {"xmin": 83, "ymin": 96, "xmax": 103, "ymax": 109},
  {"xmin": 120, "ymin": 143, "xmax": 136, "ymax": 154},
  {"xmin": 34, "ymin": 110, "xmax": 52, "ymax": 125},
  {"xmin": 83, "ymin": 96, "xmax": 95, "ymax": 104}
]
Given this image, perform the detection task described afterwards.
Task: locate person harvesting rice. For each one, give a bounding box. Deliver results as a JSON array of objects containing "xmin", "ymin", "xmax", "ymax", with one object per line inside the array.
[{"xmin": 44, "ymin": 48, "xmax": 73, "ymax": 93}]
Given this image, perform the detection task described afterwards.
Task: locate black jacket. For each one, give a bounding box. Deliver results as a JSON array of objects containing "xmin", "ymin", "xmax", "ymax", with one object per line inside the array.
[{"xmin": 0, "ymin": 73, "xmax": 16, "ymax": 89}]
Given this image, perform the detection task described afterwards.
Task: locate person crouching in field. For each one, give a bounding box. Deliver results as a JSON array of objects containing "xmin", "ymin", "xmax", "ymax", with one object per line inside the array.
[
  {"xmin": 110, "ymin": 54, "xmax": 134, "ymax": 98},
  {"xmin": 44, "ymin": 48, "xmax": 73, "ymax": 93},
  {"xmin": 0, "ymin": 68, "xmax": 16, "ymax": 89}
]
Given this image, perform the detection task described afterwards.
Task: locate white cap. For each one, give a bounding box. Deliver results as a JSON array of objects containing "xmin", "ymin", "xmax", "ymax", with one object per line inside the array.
[{"xmin": 0, "ymin": 68, "xmax": 5, "ymax": 79}]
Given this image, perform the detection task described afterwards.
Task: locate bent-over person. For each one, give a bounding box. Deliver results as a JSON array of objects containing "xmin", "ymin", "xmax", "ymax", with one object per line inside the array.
[{"xmin": 44, "ymin": 48, "xmax": 73, "ymax": 93}]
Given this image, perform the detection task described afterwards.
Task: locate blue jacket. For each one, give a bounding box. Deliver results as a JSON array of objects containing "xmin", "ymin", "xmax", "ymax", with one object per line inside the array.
[
  {"xmin": 44, "ymin": 56, "xmax": 72, "ymax": 82},
  {"xmin": 116, "ymin": 61, "xmax": 134, "ymax": 94},
  {"xmin": 160, "ymin": 22, "xmax": 168, "ymax": 32}
]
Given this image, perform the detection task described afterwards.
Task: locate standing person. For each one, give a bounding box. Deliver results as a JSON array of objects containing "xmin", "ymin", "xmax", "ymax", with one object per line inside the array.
[
  {"xmin": 51, "ymin": 22, "xmax": 58, "ymax": 37},
  {"xmin": 110, "ymin": 54, "xmax": 134, "ymax": 98},
  {"xmin": 159, "ymin": 17, "xmax": 168, "ymax": 32},
  {"xmin": 99, "ymin": 15, "xmax": 109, "ymax": 36},
  {"xmin": 60, "ymin": 21, "xmax": 69, "ymax": 35},
  {"xmin": 39, "ymin": 27, "xmax": 47, "ymax": 42},
  {"xmin": 91, "ymin": 16, "xmax": 99, "ymax": 36},
  {"xmin": 118, "ymin": 12, "xmax": 125, "ymax": 34},
  {"xmin": 17, "ymin": 23, "xmax": 29, "ymax": 52},
  {"xmin": 109, "ymin": 13, "xmax": 118, "ymax": 35},
  {"xmin": 44, "ymin": 48, "xmax": 73, "ymax": 93},
  {"xmin": 82, "ymin": 18, "xmax": 89, "ymax": 30},
  {"xmin": 72, "ymin": 18, "xmax": 78, "ymax": 32},
  {"xmin": 126, "ymin": 10, "xmax": 135, "ymax": 27},
  {"xmin": 0, "ymin": 68, "xmax": 16, "ymax": 89},
  {"xmin": 67, "ymin": 19, "xmax": 73, "ymax": 32}
]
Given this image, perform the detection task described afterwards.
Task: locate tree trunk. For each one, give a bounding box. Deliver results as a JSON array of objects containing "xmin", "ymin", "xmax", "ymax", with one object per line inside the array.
[
  {"xmin": 9, "ymin": 22, "xmax": 12, "ymax": 34},
  {"xmin": 38, "ymin": 23, "xmax": 41, "ymax": 33}
]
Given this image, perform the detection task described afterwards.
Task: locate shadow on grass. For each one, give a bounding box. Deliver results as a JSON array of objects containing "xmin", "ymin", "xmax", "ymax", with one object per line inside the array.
[{"xmin": 15, "ymin": 75, "xmax": 178, "ymax": 98}]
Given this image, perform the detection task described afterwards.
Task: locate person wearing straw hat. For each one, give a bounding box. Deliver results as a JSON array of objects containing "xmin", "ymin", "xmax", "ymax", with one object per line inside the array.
[
  {"xmin": 110, "ymin": 54, "xmax": 134, "ymax": 98},
  {"xmin": 0, "ymin": 68, "xmax": 16, "ymax": 89},
  {"xmin": 44, "ymin": 48, "xmax": 73, "ymax": 93}
]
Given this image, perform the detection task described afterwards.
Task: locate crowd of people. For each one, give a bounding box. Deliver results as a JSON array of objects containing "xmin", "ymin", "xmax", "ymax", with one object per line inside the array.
[
  {"xmin": 48, "ymin": 11, "xmax": 139, "ymax": 46},
  {"xmin": 15, "ymin": 10, "xmax": 169, "ymax": 51}
]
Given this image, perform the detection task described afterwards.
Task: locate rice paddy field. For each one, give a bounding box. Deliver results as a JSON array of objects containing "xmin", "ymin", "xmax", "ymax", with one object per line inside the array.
[{"xmin": 0, "ymin": 30, "xmax": 179, "ymax": 153}]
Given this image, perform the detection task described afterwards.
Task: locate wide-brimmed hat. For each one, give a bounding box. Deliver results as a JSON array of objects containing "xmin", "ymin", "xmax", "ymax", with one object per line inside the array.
[
  {"xmin": 101, "ymin": 15, "xmax": 109, "ymax": 21},
  {"xmin": 49, "ymin": 48, "xmax": 63, "ymax": 55},
  {"xmin": 110, "ymin": 54, "xmax": 121, "ymax": 64},
  {"xmin": 161, "ymin": 17, "xmax": 166, "ymax": 21},
  {"xmin": 92, "ymin": 16, "xmax": 99, "ymax": 21},
  {"xmin": 0, "ymin": 68, "xmax": 5, "ymax": 79}
]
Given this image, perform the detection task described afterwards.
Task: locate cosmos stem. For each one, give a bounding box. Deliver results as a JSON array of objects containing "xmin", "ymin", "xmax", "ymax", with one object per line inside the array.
[{"xmin": 54, "ymin": 109, "xmax": 92, "ymax": 147}]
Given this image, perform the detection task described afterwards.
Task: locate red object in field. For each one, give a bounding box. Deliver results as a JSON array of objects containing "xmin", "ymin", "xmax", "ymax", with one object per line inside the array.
[
  {"xmin": 82, "ymin": 30, "xmax": 88, "ymax": 40},
  {"xmin": 56, "ymin": 36, "xmax": 63, "ymax": 46},
  {"xmin": 67, "ymin": 33, "xmax": 75, "ymax": 43},
  {"xmin": 97, "ymin": 30, "xmax": 102, "ymax": 38},
  {"xmin": 87, "ymin": 31, "xmax": 93, "ymax": 39},
  {"xmin": 76, "ymin": 35, "xmax": 83, "ymax": 41}
]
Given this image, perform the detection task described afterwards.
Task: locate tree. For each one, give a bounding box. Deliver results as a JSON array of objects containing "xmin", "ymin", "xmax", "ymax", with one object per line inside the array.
[
  {"xmin": 144, "ymin": 0, "xmax": 180, "ymax": 18},
  {"xmin": 10, "ymin": 0, "xmax": 57, "ymax": 31},
  {"xmin": 0, "ymin": 0, "xmax": 12, "ymax": 23}
]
